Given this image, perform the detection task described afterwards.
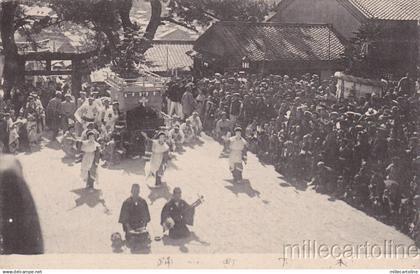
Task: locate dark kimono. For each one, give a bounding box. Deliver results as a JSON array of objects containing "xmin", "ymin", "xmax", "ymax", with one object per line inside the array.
[
  {"xmin": 46, "ymin": 98, "xmax": 62, "ymax": 131},
  {"xmin": 118, "ymin": 197, "xmax": 151, "ymax": 240},
  {"xmin": 161, "ymin": 199, "xmax": 193, "ymax": 239}
]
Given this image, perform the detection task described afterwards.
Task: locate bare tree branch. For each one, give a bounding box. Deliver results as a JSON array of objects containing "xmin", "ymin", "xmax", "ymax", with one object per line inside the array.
[{"xmin": 161, "ymin": 16, "xmax": 198, "ymax": 32}]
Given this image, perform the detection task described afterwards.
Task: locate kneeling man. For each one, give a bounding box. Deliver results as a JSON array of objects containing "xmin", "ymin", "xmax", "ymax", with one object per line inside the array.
[
  {"xmin": 161, "ymin": 187, "xmax": 193, "ymax": 239},
  {"xmin": 119, "ymin": 184, "xmax": 151, "ymax": 244}
]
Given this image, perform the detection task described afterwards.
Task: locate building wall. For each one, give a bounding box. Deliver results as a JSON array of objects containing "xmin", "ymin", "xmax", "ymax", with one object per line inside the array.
[{"xmin": 269, "ymin": 0, "xmax": 362, "ymax": 39}]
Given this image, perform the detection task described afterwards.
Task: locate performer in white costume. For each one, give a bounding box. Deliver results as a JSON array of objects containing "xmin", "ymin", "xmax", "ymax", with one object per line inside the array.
[
  {"xmin": 228, "ymin": 127, "xmax": 248, "ymax": 183},
  {"xmin": 142, "ymin": 131, "xmax": 170, "ymax": 186},
  {"xmin": 80, "ymin": 131, "xmax": 101, "ymax": 189}
]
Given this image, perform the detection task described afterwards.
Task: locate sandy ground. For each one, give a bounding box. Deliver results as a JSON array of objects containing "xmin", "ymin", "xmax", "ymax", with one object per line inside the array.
[{"xmin": 16, "ymin": 135, "xmax": 415, "ymax": 254}]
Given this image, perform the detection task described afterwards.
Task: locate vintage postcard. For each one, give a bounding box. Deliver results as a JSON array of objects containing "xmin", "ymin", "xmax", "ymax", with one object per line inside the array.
[{"xmin": 0, "ymin": 0, "xmax": 419, "ymax": 271}]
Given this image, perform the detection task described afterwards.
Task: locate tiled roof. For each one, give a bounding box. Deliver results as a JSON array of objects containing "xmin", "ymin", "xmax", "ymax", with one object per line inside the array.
[
  {"xmin": 144, "ymin": 40, "xmax": 194, "ymax": 72},
  {"xmin": 340, "ymin": 0, "xmax": 419, "ymax": 20},
  {"xmin": 195, "ymin": 22, "xmax": 345, "ymax": 62},
  {"xmin": 157, "ymin": 28, "xmax": 200, "ymax": 41}
]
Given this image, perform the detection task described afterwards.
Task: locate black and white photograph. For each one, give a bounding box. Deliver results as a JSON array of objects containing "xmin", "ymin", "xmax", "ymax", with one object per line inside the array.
[{"xmin": 0, "ymin": 0, "xmax": 419, "ymax": 271}]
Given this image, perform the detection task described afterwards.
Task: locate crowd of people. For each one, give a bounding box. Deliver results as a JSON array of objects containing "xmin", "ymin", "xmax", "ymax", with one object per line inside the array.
[
  {"xmin": 1, "ymin": 70, "xmax": 420, "ymax": 247},
  {"xmin": 0, "ymin": 78, "xmax": 122, "ymax": 189},
  {"xmin": 165, "ymin": 71, "xmax": 420, "ymax": 246}
]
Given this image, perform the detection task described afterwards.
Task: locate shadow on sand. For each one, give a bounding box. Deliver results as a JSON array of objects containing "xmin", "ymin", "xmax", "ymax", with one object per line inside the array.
[
  {"xmin": 45, "ymin": 139, "xmax": 62, "ymax": 150},
  {"xmin": 61, "ymin": 156, "xmax": 76, "ymax": 167},
  {"xmin": 162, "ymin": 232, "xmax": 210, "ymax": 253},
  {"xmin": 224, "ymin": 179, "xmax": 261, "ymax": 198},
  {"xmin": 184, "ymin": 137, "xmax": 205, "ymax": 149},
  {"xmin": 69, "ymin": 188, "xmax": 111, "ymax": 214},
  {"xmin": 277, "ymin": 175, "xmax": 308, "ymax": 192},
  {"xmin": 23, "ymin": 144, "xmax": 42, "ymax": 155},
  {"xmin": 106, "ymin": 158, "xmax": 146, "ymax": 175},
  {"xmin": 147, "ymin": 183, "xmax": 172, "ymax": 205}
]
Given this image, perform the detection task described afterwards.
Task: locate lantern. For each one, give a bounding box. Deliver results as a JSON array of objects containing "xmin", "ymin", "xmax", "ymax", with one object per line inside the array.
[{"xmin": 242, "ymin": 56, "xmax": 250, "ymax": 69}]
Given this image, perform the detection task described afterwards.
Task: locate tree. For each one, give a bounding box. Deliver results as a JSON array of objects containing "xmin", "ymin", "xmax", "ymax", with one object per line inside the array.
[
  {"xmin": 343, "ymin": 21, "xmax": 384, "ymax": 79},
  {"xmin": 1, "ymin": 0, "xmax": 271, "ymax": 97},
  {"xmin": 49, "ymin": 0, "xmax": 271, "ymax": 77},
  {"xmin": 1, "ymin": 1, "xmax": 21, "ymax": 99}
]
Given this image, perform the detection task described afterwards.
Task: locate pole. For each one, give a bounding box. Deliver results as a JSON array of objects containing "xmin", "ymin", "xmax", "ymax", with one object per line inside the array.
[
  {"xmin": 328, "ymin": 25, "xmax": 331, "ymax": 61},
  {"xmin": 71, "ymin": 58, "xmax": 82, "ymax": 99},
  {"xmin": 166, "ymin": 45, "xmax": 169, "ymax": 75}
]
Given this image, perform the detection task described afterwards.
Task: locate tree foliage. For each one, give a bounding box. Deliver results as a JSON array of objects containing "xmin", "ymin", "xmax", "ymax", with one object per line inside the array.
[
  {"xmin": 1, "ymin": 0, "xmax": 271, "ymax": 91},
  {"xmin": 166, "ymin": 0, "xmax": 271, "ymax": 28},
  {"xmin": 343, "ymin": 21, "xmax": 384, "ymax": 79}
]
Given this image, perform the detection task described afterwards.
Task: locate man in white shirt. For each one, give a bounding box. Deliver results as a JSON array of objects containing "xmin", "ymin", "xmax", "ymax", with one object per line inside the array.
[{"xmin": 74, "ymin": 95, "xmax": 101, "ymax": 132}]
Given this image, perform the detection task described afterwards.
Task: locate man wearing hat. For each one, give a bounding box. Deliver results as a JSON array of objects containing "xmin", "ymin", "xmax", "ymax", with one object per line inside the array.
[
  {"xmin": 186, "ymin": 111, "xmax": 203, "ymax": 138},
  {"xmin": 229, "ymin": 93, "xmax": 242, "ymax": 125},
  {"xmin": 180, "ymin": 118, "xmax": 195, "ymax": 143},
  {"xmin": 215, "ymin": 112, "xmax": 233, "ymax": 152},
  {"xmin": 74, "ymin": 94, "xmax": 101, "ymax": 133},
  {"xmin": 61, "ymin": 93, "xmax": 76, "ymax": 131},
  {"xmin": 227, "ymin": 127, "xmax": 248, "ymax": 183},
  {"xmin": 0, "ymin": 112, "xmax": 8, "ymax": 153},
  {"xmin": 168, "ymin": 124, "xmax": 185, "ymax": 151},
  {"xmin": 46, "ymin": 91, "xmax": 63, "ymax": 141},
  {"xmin": 118, "ymin": 184, "xmax": 151, "ymax": 245},
  {"xmin": 203, "ymin": 94, "xmax": 217, "ymax": 133},
  {"xmin": 160, "ymin": 187, "xmax": 195, "ymax": 239},
  {"xmin": 22, "ymin": 94, "xmax": 44, "ymax": 146},
  {"xmin": 74, "ymin": 91, "xmax": 87, "ymax": 136},
  {"xmin": 166, "ymin": 79, "xmax": 183, "ymax": 118},
  {"xmin": 397, "ymin": 72, "xmax": 414, "ymax": 97},
  {"xmin": 101, "ymin": 97, "xmax": 118, "ymax": 137},
  {"xmin": 181, "ymin": 83, "xmax": 195, "ymax": 120}
]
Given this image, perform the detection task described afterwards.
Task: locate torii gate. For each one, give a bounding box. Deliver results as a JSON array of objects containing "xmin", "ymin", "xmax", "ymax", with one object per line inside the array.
[{"xmin": 17, "ymin": 50, "xmax": 96, "ymax": 97}]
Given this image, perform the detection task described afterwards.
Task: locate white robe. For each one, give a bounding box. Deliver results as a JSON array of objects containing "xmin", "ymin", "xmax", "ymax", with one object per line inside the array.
[
  {"xmin": 146, "ymin": 140, "xmax": 169, "ymax": 177},
  {"xmin": 228, "ymin": 136, "xmax": 247, "ymax": 171},
  {"xmin": 102, "ymin": 108, "xmax": 118, "ymax": 133},
  {"xmin": 80, "ymin": 140, "xmax": 100, "ymax": 181}
]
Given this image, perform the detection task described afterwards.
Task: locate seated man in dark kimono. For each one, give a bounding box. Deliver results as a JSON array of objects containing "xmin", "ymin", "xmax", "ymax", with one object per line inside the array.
[
  {"xmin": 161, "ymin": 187, "xmax": 193, "ymax": 239},
  {"xmin": 118, "ymin": 184, "xmax": 151, "ymax": 243}
]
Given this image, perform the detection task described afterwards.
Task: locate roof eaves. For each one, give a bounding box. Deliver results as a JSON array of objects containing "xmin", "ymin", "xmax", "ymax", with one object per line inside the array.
[
  {"xmin": 193, "ymin": 22, "xmax": 217, "ymax": 51},
  {"xmin": 266, "ymin": 0, "xmax": 296, "ymax": 22},
  {"xmin": 217, "ymin": 21, "xmax": 334, "ymax": 27},
  {"xmin": 216, "ymin": 24, "xmax": 246, "ymax": 61},
  {"xmin": 335, "ymin": 0, "xmax": 369, "ymax": 22},
  {"xmin": 153, "ymin": 40, "xmax": 195, "ymax": 45}
]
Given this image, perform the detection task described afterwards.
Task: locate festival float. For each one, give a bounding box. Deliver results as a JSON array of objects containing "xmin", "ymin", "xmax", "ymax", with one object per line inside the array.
[{"xmin": 93, "ymin": 68, "xmax": 168, "ymax": 158}]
